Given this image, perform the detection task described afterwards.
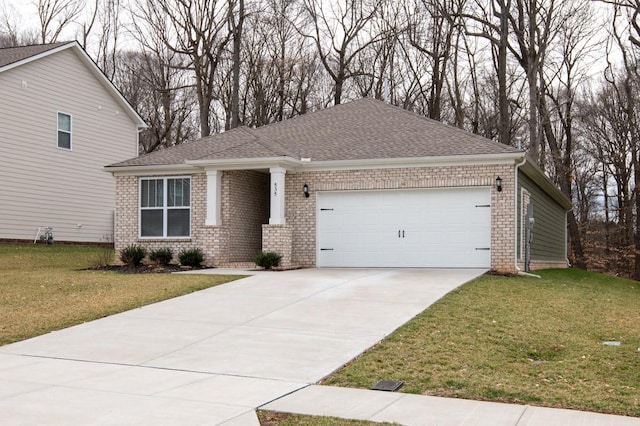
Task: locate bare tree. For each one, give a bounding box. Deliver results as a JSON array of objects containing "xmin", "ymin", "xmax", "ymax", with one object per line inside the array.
[
  {"xmin": 538, "ymin": 0, "xmax": 599, "ymax": 269},
  {"xmin": 0, "ymin": 3, "xmax": 38, "ymax": 46},
  {"xmin": 38, "ymin": 0, "xmax": 83, "ymax": 43},
  {"xmin": 114, "ymin": 48, "xmax": 197, "ymax": 153},
  {"xmin": 93, "ymin": 0, "xmax": 122, "ymax": 80},
  {"xmin": 403, "ymin": 0, "xmax": 465, "ymax": 121},
  {"xmin": 453, "ymin": 0, "xmax": 514, "ymax": 145},
  {"xmin": 137, "ymin": 0, "xmax": 233, "ymax": 137},
  {"xmin": 229, "ymin": 0, "xmax": 245, "ymax": 129},
  {"xmin": 297, "ymin": 0, "xmax": 385, "ymax": 105}
]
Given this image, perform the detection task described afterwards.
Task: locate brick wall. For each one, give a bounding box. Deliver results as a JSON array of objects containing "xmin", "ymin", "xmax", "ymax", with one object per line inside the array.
[
  {"xmin": 285, "ymin": 164, "xmax": 517, "ymax": 272},
  {"xmin": 262, "ymin": 224, "xmax": 293, "ymax": 269},
  {"xmin": 116, "ymin": 163, "xmax": 519, "ymax": 273},
  {"xmin": 224, "ymin": 170, "xmax": 269, "ymax": 262},
  {"xmin": 115, "ymin": 173, "xmax": 228, "ymax": 266}
]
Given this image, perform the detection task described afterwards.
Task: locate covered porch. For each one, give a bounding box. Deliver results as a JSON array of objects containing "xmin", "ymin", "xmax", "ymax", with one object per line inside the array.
[{"xmin": 203, "ymin": 166, "xmax": 298, "ymax": 269}]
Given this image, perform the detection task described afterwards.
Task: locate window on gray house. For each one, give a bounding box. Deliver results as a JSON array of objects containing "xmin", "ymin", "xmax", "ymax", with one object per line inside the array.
[
  {"xmin": 57, "ymin": 112, "xmax": 72, "ymax": 150},
  {"xmin": 140, "ymin": 177, "xmax": 191, "ymax": 238}
]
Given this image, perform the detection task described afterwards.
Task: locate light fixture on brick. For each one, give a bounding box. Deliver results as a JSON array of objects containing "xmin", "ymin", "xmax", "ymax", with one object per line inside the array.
[
  {"xmin": 496, "ymin": 176, "xmax": 503, "ymax": 192},
  {"xmin": 303, "ymin": 183, "xmax": 310, "ymax": 198}
]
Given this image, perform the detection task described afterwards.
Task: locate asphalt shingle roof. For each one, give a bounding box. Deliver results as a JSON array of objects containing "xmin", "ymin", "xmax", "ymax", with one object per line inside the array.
[
  {"xmin": 0, "ymin": 41, "xmax": 73, "ymax": 69},
  {"xmin": 109, "ymin": 98, "xmax": 519, "ymax": 168}
]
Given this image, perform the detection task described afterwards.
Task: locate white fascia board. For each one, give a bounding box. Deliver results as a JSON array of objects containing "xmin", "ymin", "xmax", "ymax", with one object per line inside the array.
[
  {"xmin": 104, "ymin": 164, "xmax": 197, "ymax": 176},
  {"xmin": 187, "ymin": 156, "xmax": 302, "ymax": 170},
  {"xmin": 294, "ymin": 152, "xmax": 524, "ymax": 172},
  {"xmin": 1, "ymin": 41, "xmax": 147, "ymax": 129}
]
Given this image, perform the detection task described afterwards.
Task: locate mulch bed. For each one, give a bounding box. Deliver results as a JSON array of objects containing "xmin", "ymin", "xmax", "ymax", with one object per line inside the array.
[{"xmin": 90, "ymin": 264, "xmax": 211, "ymax": 274}]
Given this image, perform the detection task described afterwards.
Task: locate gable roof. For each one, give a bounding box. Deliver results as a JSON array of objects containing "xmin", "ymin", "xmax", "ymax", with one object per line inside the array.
[
  {"xmin": 108, "ymin": 98, "xmax": 519, "ymax": 169},
  {"xmin": 0, "ymin": 41, "xmax": 146, "ymax": 128}
]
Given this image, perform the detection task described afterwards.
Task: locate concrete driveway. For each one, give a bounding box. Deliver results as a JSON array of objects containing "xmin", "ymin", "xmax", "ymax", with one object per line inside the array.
[{"xmin": 0, "ymin": 268, "xmax": 484, "ymax": 425}]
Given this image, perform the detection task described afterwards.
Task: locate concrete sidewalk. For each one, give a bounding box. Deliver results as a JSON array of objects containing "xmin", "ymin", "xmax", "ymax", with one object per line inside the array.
[{"xmin": 262, "ymin": 385, "xmax": 640, "ymax": 425}]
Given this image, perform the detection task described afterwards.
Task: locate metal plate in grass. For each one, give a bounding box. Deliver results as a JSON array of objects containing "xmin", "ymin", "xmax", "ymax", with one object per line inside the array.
[{"xmin": 370, "ymin": 380, "xmax": 403, "ymax": 392}]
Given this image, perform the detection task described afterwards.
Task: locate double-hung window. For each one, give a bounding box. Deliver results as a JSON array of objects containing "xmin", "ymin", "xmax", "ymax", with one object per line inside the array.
[
  {"xmin": 140, "ymin": 177, "xmax": 191, "ymax": 238},
  {"xmin": 57, "ymin": 112, "xmax": 72, "ymax": 150}
]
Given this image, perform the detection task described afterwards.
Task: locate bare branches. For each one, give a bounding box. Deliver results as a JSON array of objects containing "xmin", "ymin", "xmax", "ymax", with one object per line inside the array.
[
  {"xmin": 37, "ymin": 0, "xmax": 83, "ymax": 43},
  {"xmin": 297, "ymin": 0, "xmax": 386, "ymax": 104}
]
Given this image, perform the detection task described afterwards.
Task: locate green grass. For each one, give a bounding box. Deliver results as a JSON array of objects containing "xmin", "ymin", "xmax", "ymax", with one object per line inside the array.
[
  {"xmin": 322, "ymin": 269, "xmax": 640, "ymax": 417},
  {"xmin": 0, "ymin": 244, "xmax": 242, "ymax": 346}
]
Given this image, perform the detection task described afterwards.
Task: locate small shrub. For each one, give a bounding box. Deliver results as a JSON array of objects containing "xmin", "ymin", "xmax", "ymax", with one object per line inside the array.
[
  {"xmin": 149, "ymin": 248, "xmax": 173, "ymax": 266},
  {"xmin": 120, "ymin": 244, "xmax": 146, "ymax": 266},
  {"xmin": 178, "ymin": 248, "xmax": 204, "ymax": 267},
  {"xmin": 91, "ymin": 234, "xmax": 115, "ymax": 268},
  {"xmin": 92, "ymin": 247, "xmax": 115, "ymax": 268},
  {"xmin": 254, "ymin": 251, "xmax": 282, "ymax": 270}
]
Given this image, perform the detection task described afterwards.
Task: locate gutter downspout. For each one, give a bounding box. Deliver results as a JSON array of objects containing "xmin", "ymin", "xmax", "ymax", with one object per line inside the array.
[{"xmin": 514, "ymin": 156, "xmax": 541, "ymax": 278}]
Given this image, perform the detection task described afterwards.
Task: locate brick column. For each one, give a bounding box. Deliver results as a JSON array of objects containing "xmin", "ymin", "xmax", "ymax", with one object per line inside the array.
[
  {"xmin": 200, "ymin": 226, "xmax": 229, "ymax": 266},
  {"xmin": 262, "ymin": 224, "xmax": 293, "ymax": 269},
  {"xmin": 491, "ymin": 168, "xmax": 517, "ymax": 273}
]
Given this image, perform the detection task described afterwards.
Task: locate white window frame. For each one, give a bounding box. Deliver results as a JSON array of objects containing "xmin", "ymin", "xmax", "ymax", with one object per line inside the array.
[
  {"xmin": 57, "ymin": 111, "xmax": 72, "ymax": 150},
  {"xmin": 139, "ymin": 176, "xmax": 191, "ymax": 239}
]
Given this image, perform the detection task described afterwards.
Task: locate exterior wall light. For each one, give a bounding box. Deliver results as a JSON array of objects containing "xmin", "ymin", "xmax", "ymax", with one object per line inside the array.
[
  {"xmin": 303, "ymin": 183, "xmax": 310, "ymax": 198},
  {"xmin": 496, "ymin": 176, "xmax": 503, "ymax": 192}
]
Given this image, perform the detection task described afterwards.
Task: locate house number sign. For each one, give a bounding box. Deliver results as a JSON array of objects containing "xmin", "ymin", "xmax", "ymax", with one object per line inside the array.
[{"xmin": 273, "ymin": 182, "xmax": 278, "ymax": 196}]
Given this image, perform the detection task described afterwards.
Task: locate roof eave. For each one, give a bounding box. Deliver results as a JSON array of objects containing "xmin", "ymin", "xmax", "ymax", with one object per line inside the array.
[
  {"xmin": 110, "ymin": 152, "xmax": 525, "ymax": 174},
  {"xmin": 104, "ymin": 164, "xmax": 197, "ymax": 176},
  {"xmin": 520, "ymin": 159, "xmax": 573, "ymax": 210},
  {"xmin": 186, "ymin": 156, "xmax": 302, "ymax": 170}
]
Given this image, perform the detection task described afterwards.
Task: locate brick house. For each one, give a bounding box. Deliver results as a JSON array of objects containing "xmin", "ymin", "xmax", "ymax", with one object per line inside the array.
[{"xmin": 105, "ymin": 98, "xmax": 571, "ymax": 273}]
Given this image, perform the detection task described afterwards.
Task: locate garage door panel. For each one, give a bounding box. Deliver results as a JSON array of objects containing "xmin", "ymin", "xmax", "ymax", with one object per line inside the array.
[{"xmin": 317, "ymin": 188, "xmax": 491, "ymax": 268}]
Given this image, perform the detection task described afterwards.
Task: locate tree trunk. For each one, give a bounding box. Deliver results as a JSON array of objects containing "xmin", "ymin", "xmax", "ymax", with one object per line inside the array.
[
  {"xmin": 497, "ymin": 0, "xmax": 511, "ymax": 145},
  {"xmin": 527, "ymin": 30, "xmax": 539, "ymax": 160},
  {"xmin": 334, "ymin": 70, "xmax": 344, "ymax": 105},
  {"xmin": 230, "ymin": 0, "xmax": 244, "ymax": 130}
]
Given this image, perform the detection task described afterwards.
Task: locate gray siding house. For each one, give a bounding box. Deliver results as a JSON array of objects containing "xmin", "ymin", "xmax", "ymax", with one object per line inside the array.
[
  {"xmin": 0, "ymin": 41, "xmax": 146, "ymax": 243},
  {"xmin": 106, "ymin": 98, "xmax": 571, "ymax": 273}
]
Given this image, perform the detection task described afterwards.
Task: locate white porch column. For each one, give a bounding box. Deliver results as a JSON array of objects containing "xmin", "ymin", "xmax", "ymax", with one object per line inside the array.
[
  {"xmin": 205, "ymin": 170, "xmax": 222, "ymax": 226},
  {"xmin": 269, "ymin": 167, "xmax": 286, "ymax": 224}
]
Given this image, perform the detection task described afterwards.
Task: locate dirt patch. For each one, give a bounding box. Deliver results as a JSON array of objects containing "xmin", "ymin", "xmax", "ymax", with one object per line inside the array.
[{"xmin": 256, "ymin": 411, "xmax": 291, "ymax": 425}]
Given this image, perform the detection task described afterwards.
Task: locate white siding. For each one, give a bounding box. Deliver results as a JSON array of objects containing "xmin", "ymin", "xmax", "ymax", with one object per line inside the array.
[{"xmin": 0, "ymin": 48, "xmax": 138, "ymax": 242}]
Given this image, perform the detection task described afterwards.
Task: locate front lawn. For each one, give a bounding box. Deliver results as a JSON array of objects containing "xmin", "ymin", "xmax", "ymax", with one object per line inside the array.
[
  {"xmin": 0, "ymin": 244, "xmax": 242, "ymax": 346},
  {"xmin": 322, "ymin": 269, "xmax": 640, "ymax": 417}
]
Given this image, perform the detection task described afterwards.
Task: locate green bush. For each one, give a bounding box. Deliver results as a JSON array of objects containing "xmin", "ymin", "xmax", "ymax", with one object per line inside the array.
[
  {"xmin": 149, "ymin": 248, "xmax": 173, "ymax": 265},
  {"xmin": 178, "ymin": 248, "xmax": 204, "ymax": 267},
  {"xmin": 120, "ymin": 244, "xmax": 146, "ymax": 266},
  {"xmin": 253, "ymin": 251, "xmax": 282, "ymax": 270}
]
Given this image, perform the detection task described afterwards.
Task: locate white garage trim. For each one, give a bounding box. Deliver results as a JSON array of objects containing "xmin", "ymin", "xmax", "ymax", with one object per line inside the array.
[{"xmin": 316, "ymin": 187, "xmax": 491, "ymax": 268}]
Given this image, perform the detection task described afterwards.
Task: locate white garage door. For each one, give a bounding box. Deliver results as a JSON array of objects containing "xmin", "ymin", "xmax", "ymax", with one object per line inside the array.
[{"xmin": 317, "ymin": 188, "xmax": 491, "ymax": 268}]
